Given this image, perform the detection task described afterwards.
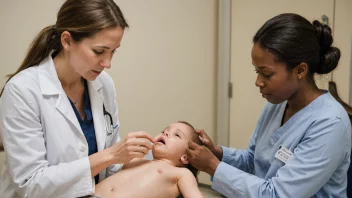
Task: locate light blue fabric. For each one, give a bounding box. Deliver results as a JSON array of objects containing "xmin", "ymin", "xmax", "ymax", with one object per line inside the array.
[{"xmin": 212, "ymin": 92, "xmax": 351, "ymax": 198}]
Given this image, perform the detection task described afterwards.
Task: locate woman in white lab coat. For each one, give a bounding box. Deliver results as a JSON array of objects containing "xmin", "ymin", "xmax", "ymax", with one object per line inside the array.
[{"xmin": 0, "ymin": 0, "xmax": 154, "ymax": 197}]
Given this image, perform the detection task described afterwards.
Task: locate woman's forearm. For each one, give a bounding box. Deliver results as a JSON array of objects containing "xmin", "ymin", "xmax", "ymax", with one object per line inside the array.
[{"xmin": 89, "ymin": 149, "xmax": 114, "ymax": 177}]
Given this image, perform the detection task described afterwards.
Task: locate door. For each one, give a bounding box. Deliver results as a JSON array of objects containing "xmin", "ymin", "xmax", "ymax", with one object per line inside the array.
[{"xmin": 229, "ymin": 0, "xmax": 335, "ymax": 148}]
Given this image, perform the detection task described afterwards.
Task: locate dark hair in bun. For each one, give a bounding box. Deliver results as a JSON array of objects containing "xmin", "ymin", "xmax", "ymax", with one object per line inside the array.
[
  {"xmin": 253, "ymin": 13, "xmax": 340, "ymax": 76},
  {"xmin": 312, "ymin": 20, "xmax": 341, "ymax": 74}
]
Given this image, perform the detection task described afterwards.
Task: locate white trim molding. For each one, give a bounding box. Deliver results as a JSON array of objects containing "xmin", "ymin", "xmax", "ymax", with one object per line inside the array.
[{"xmin": 216, "ymin": 0, "xmax": 231, "ymax": 147}]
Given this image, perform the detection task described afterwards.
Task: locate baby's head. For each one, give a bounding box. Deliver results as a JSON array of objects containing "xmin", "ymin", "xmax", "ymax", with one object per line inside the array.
[{"xmin": 153, "ymin": 121, "xmax": 202, "ymax": 178}]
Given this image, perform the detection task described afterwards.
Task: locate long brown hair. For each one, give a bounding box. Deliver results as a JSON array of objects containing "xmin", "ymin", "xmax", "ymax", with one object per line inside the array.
[{"xmin": 0, "ymin": 0, "xmax": 129, "ymax": 97}]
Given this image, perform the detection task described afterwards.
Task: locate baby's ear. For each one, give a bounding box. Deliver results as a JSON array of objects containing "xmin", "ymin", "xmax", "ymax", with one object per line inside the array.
[{"xmin": 180, "ymin": 155, "xmax": 189, "ymax": 165}]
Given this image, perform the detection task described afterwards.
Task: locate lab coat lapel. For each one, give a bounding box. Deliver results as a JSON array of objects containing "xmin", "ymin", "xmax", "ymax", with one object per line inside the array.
[
  {"xmin": 55, "ymin": 94, "xmax": 84, "ymax": 139},
  {"xmin": 39, "ymin": 57, "xmax": 86, "ymax": 142},
  {"xmin": 88, "ymin": 79, "xmax": 105, "ymax": 151}
]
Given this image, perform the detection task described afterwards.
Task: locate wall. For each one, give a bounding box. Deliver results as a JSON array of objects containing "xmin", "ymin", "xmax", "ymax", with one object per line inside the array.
[{"xmin": 333, "ymin": 0, "xmax": 352, "ymax": 103}]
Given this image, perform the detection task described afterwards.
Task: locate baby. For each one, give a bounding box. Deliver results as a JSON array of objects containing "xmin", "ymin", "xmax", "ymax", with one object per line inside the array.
[{"xmin": 93, "ymin": 121, "xmax": 203, "ymax": 198}]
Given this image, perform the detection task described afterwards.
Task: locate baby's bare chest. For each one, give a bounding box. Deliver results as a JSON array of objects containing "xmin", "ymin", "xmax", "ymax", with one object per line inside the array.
[{"xmin": 101, "ymin": 163, "xmax": 180, "ymax": 198}]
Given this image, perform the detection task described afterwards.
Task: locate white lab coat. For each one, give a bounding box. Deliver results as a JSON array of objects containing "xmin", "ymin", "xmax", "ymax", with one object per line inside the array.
[{"xmin": 0, "ymin": 56, "xmax": 122, "ymax": 198}]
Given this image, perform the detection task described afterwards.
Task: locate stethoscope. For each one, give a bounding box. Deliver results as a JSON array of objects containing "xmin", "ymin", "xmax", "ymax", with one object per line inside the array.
[{"xmin": 103, "ymin": 105, "xmax": 118, "ymax": 136}]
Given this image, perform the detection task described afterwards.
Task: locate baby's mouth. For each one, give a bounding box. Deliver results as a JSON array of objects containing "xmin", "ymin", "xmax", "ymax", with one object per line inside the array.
[
  {"xmin": 159, "ymin": 139, "xmax": 165, "ymax": 144},
  {"xmin": 155, "ymin": 137, "xmax": 166, "ymax": 145}
]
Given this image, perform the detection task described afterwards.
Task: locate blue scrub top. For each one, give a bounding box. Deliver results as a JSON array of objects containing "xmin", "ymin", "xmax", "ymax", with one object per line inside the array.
[
  {"xmin": 212, "ymin": 92, "xmax": 351, "ymax": 198},
  {"xmin": 69, "ymin": 80, "xmax": 99, "ymax": 183}
]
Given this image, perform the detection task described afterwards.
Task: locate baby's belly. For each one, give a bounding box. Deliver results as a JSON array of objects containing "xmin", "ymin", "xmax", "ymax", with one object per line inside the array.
[{"xmin": 95, "ymin": 168, "xmax": 179, "ymax": 198}]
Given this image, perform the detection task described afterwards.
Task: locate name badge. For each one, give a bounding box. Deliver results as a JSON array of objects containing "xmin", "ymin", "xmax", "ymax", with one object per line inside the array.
[{"xmin": 275, "ymin": 146, "xmax": 292, "ymax": 164}]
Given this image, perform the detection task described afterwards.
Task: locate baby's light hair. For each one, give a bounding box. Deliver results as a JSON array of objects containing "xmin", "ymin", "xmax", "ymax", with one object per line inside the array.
[{"xmin": 177, "ymin": 121, "xmax": 203, "ymax": 180}]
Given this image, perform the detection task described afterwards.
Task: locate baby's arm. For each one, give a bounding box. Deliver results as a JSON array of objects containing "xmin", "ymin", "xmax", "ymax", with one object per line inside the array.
[{"xmin": 177, "ymin": 169, "xmax": 203, "ymax": 198}]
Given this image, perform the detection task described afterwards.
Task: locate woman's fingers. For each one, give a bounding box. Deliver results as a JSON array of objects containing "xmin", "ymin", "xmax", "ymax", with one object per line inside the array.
[
  {"xmin": 128, "ymin": 151, "xmax": 146, "ymax": 159},
  {"xmin": 188, "ymin": 141, "xmax": 196, "ymax": 150},
  {"xmin": 124, "ymin": 131, "xmax": 154, "ymax": 150},
  {"xmin": 126, "ymin": 145, "xmax": 149, "ymax": 155},
  {"xmin": 126, "ymin": 137, "xmax": 153, "ymax": 150},
  {"xmin": 127, "ymin": 131, "xmax": 155, "ymax": 143},
  {"xmin": 186, "ymin": 146, "xmax": 194, "ymax": 158},
  {"xmin": 108, "ymin": 140, "xmax": 149, "ymax": 164},
  {"xmin": 199, "ymin": 135, "xmax": 209, "ymax": 145},
  {"xmin": 196, "ymin": 129, "xmax": 210, "ymax": 140},
  {"xmin": 188, "ymin": 140, "xmax": 202, "ymax": 150},
  {"xmin": 195, "ymin": 129, "xmax": 205, "ymax": 135}
]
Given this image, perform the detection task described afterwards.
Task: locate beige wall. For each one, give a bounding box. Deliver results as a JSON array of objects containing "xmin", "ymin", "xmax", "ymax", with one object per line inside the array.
[
  {"xmin": 0, "ymin": 0, "xmax": 218, "ymax": 184},
  {"xmin": 333, "ymin": 0, "xmax": 352, "ymax": 103},
  {"xmin": 110, "ymin": 0, "xmax": 217, "ymax": 139},
  {"xmin": 0, "ymin": 152, "xmax": 3, "ymax": 174}
]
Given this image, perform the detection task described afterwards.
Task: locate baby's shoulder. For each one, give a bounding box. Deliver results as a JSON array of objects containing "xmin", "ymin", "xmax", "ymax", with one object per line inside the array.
[
  {"xmin": 168, "ymin": 166, "xmax": 195, "ymax": 179},
  {"xmin": 150, "ymin": 161, "xmax": 194, "ymax": 177}
]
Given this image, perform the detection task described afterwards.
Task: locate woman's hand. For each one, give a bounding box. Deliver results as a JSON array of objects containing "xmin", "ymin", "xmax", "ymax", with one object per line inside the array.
[
  {"xmin": 196, "ymin": 129, "xmax": 223, "ymax": 160},
  {"xmin": 186, "ymin": 141, "xmax": 220, "ymax": 176},
  {"xmin": 89, "ymin": 131, "xmax": 154, "ymax": 177},
  {"xmin": 107, "ymin": 131, "xmax": 154, "ymax": 164}
]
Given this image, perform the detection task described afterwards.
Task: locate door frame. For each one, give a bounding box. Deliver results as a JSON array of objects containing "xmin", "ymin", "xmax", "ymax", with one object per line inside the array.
[{"xmin": 216, "ymin": 0, "xmax": 231, "ymax": 147}]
